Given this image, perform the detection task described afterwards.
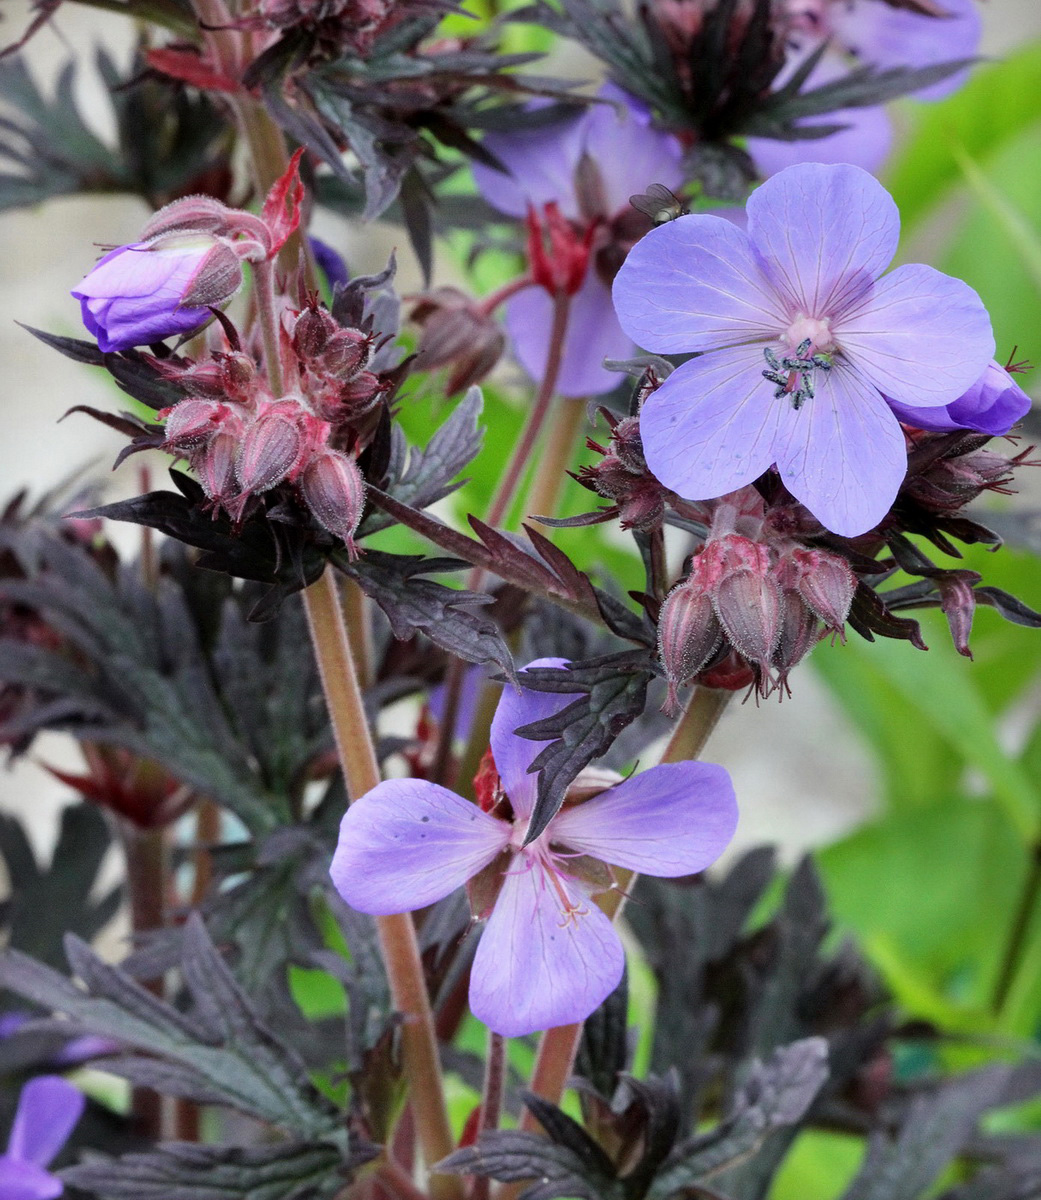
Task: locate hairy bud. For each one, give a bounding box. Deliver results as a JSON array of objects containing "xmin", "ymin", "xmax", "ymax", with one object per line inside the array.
[
  {"xmin": 658, "ymin": 579, "xmax": 723, "ymax": 715},
  {"xmin": 236, "ymin": 413, "xmax": 304, "ymax": 495},
  {"xmin": 301, "ymin": 450, "xmax": 366, "ymax": 558}
]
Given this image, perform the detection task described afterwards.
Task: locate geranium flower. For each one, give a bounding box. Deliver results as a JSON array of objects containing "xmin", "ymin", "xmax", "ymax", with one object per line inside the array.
[
  {"xmin": 612, "ymin": 162, "xmax": 995, "ymax": 537},
  {"xmin": 472, "ymin": 87, "xmax": 684, "ymax": 397},
  {"xmin": 887, "ymin": 358, "xmax": 1032, "ymax": 436},
  {"xmin": 0, "ymin": 1076, "xmax": 84, "ymax": 1199},
  {"xmin": 330, "ymin": 660, "xmax": 737, "ymax": 1036}
]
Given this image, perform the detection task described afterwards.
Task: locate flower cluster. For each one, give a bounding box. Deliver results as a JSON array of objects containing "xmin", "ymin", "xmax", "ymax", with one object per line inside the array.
[{"xmin": 332, "ymin": 660, "xmax": 737, "ymax": 1035}]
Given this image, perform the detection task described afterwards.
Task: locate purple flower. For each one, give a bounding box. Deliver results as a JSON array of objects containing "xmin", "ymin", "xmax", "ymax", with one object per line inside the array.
[
  {"xmin": 330, "ymin": 660, "xmax": 737, "ymax": 1036},
  {"xmin": 72, "ymin": 234, "xmax": 243, "ymax": 353},
  {"xmin": 0, "ymin": 1076, "xmax": 84, "ymax": 1200},
  {"xmin": 308, "ymin": 235, "xmax": 349, "ymax": 292},
  {"xmin": 473, "ymin": 88, "xmax": 684, "ymax": 397},
  {"xmin": 888, "ymin": 359, "xmax": 1033, "ymax": 436},
  {"xmin": 612, "ymin": 162, "xmax": 995, "ymax": 537},
  {"xmin": 785, "ymin": 0, "xmax": 981, "ymax": 101}
]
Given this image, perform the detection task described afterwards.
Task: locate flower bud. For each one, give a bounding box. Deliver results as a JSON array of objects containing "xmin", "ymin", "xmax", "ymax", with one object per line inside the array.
[
  {"xmin": 301, "ymin": 450, "xmax": 366, "ymax": 558},
  {"xmin": 936, "ymin": 570, "xmax": 980, "ymax": 659},
  {"xmin": 236, "ymin": 413, "xmax": 304, "ymax": 495},
  {"xmin": 658, "ymin": 579, "xmax": 723, "ymax": 715},
  {"xmin": 141, "ymin": 194, "xmax": 237, "ymax": 239},
  {"xmin": 318, "ymin": 328, "xmax": 371, "ymax": 380},
  {"xmin": 411, "ymin": 287, "xmax": 505, "ymax": 394},
  {"xmin": 72, "ymin": 234, "xmax": 244, "ymax": 353},
  {"xmin": 773, "ymin": 591, "xmax": 822, "ymax": 681},
  {"xmin": 788, "ymin": 547, "xmax": 856, "ymax": 632},
  {"xmin": 160, "ymin": 399, "xmax": 230, "ymax": 452},
  {"xmin": 197, "ymin": 431, "xmax": 240, "ymax": 504},
  {"xmin": 712, "ymin": 566, "xmax": 783, "ymax": 670},
  {"xmin": 292, "ymin": 304, "xmax": 339, "ymax": 360}
]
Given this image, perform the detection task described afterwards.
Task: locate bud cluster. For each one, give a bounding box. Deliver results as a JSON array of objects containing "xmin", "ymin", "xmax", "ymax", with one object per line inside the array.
[
  {"xmin": 577, "ymin": 411, "xmax": 668, "ymax": 531},
  {"xmin": 155, "ymin": 298, "xmax": 381, "ymax": 557},
  {"xmin": 410, "ymin": 287, "xmax": 506, "ymax": 395},
  {"xmin": 259, "ymin": 0, "xmax": 394, "ymax": 58},
  {"xmin": 658, "ymin": 489, "xmax": 856, "ymax": 708}
]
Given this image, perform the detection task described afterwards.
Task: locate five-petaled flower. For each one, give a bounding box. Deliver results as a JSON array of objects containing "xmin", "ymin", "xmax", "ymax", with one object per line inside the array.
[
  {"xmin": 330, "ymin": 660, "xmax": 737, "ymax": 1036},
  {"xmin": 612, "ymin": 162, "xmax": 995, "ymax": 537},
  {"xmin": 0, "ymin": 1075, "xmax": 84, "ymax": 1199}
]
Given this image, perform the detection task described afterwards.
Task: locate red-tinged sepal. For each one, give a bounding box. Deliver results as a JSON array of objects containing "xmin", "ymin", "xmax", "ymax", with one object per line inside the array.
[
  {"xmin": 262, "ymin": 147, "xmax": 307, "ymax": 257},
  {"xmin": 300, "ymin": 450, "xmax": 366, "ymax": 558},
  {"xmin": 236, "ymin": 412, "xmax": 305, "ymax": 495}
]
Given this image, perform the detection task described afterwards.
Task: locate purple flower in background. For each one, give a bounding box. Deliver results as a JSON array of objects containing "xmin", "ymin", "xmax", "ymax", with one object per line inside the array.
[
  {"xmin": 888, "ymin": 359, "xmax": 1032, "ymax": 436},
  {"xmin": 331, "ymin": 660, "xmax": 737, "ymax": 1036},
  {"xmin": 0, "ymin": 1076, "xmax": 84, "ymax": 1200},
  {"xmin": 784, "ymin": 0, "xmax": 981, "ymax": 101},
  {"xmin": 612, "ymin": 162, "xmax": 995, "ymax": 537},
  {"xmin": 473, "ymin": 87, "xmax": 684, "ymax": 396},
  {"xmin": 72, "ymin": 234, "xmax": 243, "ymax": 353},
  {"xmin": 308, "ymin": 235, "xmax": 349, "ymax": 292}
]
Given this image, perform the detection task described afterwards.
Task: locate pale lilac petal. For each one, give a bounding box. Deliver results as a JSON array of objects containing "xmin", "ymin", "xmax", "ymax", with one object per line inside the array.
[
  {"xmin": 888, "ymin": 359, "xmax": 1033, "ymax": 435},
  {"xmin": 469, "ymin": 856, "xmax": 624, "ymax": 1036},
  {"xmin": 747, "ymin": 54, "xmax": 893, "ymax": 177},
  {"xmin": 549, "ymin": 762, "xmax": 737, "ymax": 875},
  {"xmin": 330, "ymin": 780, "xmax": 510, "ymax": 914},
  {"xmin": 774, "ymin": 362, "xmax": 907, "ymax": 536},
  {"xmin": 472, "ymin": 110, "xmax": 587, "ymax": 221},
  {"xmin": 835, "ymin": 263, "xmax": 995, "ymax": 408},
  {"xmin": 746, "ymin": 163, "xmax": 899, "ymax": 317},
  {"xmin": 0, "ymin": 1158, "xmax": 63, "ymax": 1200},
  {"xmin": 612, "ymin": 215, "xmax": 786, "ymax": 353},
  {"xmin": 582, "ymin": 87, "xmax": 684, "ymax": 216},
  {"xmin": 834, "ymin": 0, "xmax": 981, "ymax": 101},
  {"xmin": 506, "ymin": 270, "xmax": 633, "ymax": 397},
  {"xmin": 73, "ymin": 244, "xmax": 185, "ymax": 299},
  {"xmin": 639, "ymin": 345, "xmax": 787, "ymax": 501},
  {"xmin": 8, "ymin": 1077, "xmax": 83, "ymax": 1167},
  {"xmin": 489, "ymin": 658, "xmax": 574, "ymax": 823}
]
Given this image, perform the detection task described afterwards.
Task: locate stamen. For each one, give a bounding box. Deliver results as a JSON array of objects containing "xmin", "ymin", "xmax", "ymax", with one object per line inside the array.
[{"xmin": 762, "ymin": 343, "xmax": 833, "ymax": 411}]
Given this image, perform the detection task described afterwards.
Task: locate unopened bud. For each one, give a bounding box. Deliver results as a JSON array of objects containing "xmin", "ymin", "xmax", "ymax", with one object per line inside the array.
[
  {"xmin": 936, "ymin": 571, "xmax": 980, "ymax": 659},
  {"xmin": 789, "ymin": 547, "xmax": 855, "ymax": 632},
  {"xmin": 773, "ymin": 591, "xmax": 822, "ymax": 679},
  {"xmin": 658, "ymin": 580, "xmax": 723, "ymax": 716},
  {"xmin": 292, "ymin": 305, "xmax": 338, "ymax": 360},
  {"xmin": 141, "ymin": 194, "xmax": 236, "ymax": 239},
  {"xmin": 411, "ymin": 287, "xmax": 505, "ymax": 394},
  {"xmin": 197, "ymin": 431, "xmax": 240, "ymax": 504},
  {"xmin": 319, "ymin": 328, "xmax": 370, "ymax": 379},
  {"xmin": 160, "ymin": 399, "xmax": 229, "ymax": 451},
  {"xmin": 301, "ymin": 450, "xmax": 366, "ymax": 558},
  {"xmin": 713, "ymin": 567, "xmax": 783, "ymax": 669},
  {"xmin": 236, "ymin": 413, "xmax": 304, "ymax": 494}
]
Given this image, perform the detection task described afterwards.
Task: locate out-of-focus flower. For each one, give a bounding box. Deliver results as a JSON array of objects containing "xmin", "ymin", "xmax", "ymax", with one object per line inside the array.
[
  {"xmin": 308, "ymin": 236, "xmax": 350, "ymax": 292},
  {"xmin": 330, "ymin": 660, "xmax": 737, "ymax": 1036},
  {"xmin": 613, "ymin": 162, "xmax": 994, "ymax": 536},
  {"xmin": 888, "ymin": 359, "xmax": 1032, "ymax": 436},
  {"xmin": 410, "ymin": 287, "xmax": 506, "ymax": 394},
  {"xmin": 0, "ymin": 1076, "xmax": 84, "ymax": 1200},
  {"xmin": 472, "ymin": 87, "xmax": 684, "ymax": 396}
]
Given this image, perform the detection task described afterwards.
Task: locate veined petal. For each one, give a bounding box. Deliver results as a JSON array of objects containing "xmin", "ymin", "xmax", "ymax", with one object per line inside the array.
[
  {"xmin": 888, "ymin": 359, "xmax": 1033, "ymax": 436},
  {"xmin": 835, "ymin": 263, "xmax": 995, "ymax": 408},
  {"xmin": 472, "ymin": 111, "xmax": 587, "ymax": 221},
  {"xmin": 612, "ymin": 215, "xmax": 785, "ymax": 353},
  {"xmin": 330, "ymin": 780, "xmax": 510, "ymax": 914},
  {"xmin": 746, "ymin": 163, "xmax": 899, "ymax": 318},
  {"xmin": 639, "ymin": 345, "xmax": 787, "ymax": 501},
  {"xmin": 490, "ymin": 658, "xmax": 576, "ymax": 823},
  {"xmin": 774, "ymin": 362, "xmax": 907, "ymax": 537},
  {"xmin": 8, "ymin": 1076, "xmax": 83, "ymax": 1167},
  {"xmin": 469, "ymin": 856, "xmax": 624, "ymax": 1037},
  {"xmin": 833, "ymin": 0, "xmax": 981, "ymax": 102},
  {"xmin": 582, "ymin": 87, "xmax": 684, "ymax": 216},
  {"xmin": 506, "ymin": 269, "xmax": 633, "ymax": 398},
  {"xmin": 550, "ymin": 762, "xmax": 737, "ymax": 875},
  {"xmin": 0, "ymin": 1158, "xmax": 62, "ymax": 1200}
]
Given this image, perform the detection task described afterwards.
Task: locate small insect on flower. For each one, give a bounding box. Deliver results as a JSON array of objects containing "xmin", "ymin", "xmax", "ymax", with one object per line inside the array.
[{"xmin": 330, "ymin": 660, "xmax": 737, "ymax": 1036}]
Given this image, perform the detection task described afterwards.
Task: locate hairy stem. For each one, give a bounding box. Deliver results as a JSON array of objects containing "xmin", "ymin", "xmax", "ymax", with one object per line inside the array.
[
  {"xmin": 472, "ymin": 1032, "xmax": 507, "ymax": 1200},
  {"xmin": 515, "ymin": 686, "xmax": 732, "ymax": 1141},
  {"xmin": 303, "ymin": 568, "xmax": 461, "ymax": 1199},
  {"xmin": 253, "ymin": 257, "xmax": 285, "ymax": 396}
]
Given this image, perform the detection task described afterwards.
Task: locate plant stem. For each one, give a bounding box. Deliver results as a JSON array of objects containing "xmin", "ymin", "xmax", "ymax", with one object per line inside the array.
[
  {"xmin": 253, "ymin": 257, "xmax": 285, "ymax": 396},
  {"xmin": 993, "ymin": 841, "xmax": 1041, "ymax": 1015},
  {"xmin": 484, "ymin": 293, "xmax": 571, "ymax": 532},
  {"xmin": 525, "ymin": 395, "xmax": 587, "ymax": 523},
  {"xmin": 302, "ymin": 568, "xmax": 461, "ymax": 1200},
  {"xmin": 472, "ymin": 1032, "xmax": 507, "ymax": 1200},
  {"xmin": 478, "ymin": 274, "xmax": 533, "ymax": 317},
  {"xmin": 515, "ymin": 686, "xmax": 732, "ymax": 1139},
  {"xmin": 343, "ymin": 575, "xmax": 374, "ymax": 689}
]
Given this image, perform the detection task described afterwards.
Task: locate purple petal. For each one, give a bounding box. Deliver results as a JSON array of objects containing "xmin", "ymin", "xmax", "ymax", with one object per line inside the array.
[
  {"xmin": 746, "ymin": 163, "xmax": 899, "ymax": 317},
  {"xmin": 472, "ymin": 109, "xmax": 587, "ymax": 220},
  {"xmin": 308, "ymin": 235, "xmax": 349, "ymax": 291},
  {"xmin": 835, "ymin": 263, "xmax": 995, "ymax": 408},
  {"xmin": 505, "ymin": 270, "xmax": 633, "ymax": 397},
  {"xmin": 582, "ymin": 86, "xmax": 684, "ymax": 216},
  {"xmin": 639, "ymin": 344, "xmax": 787, "ymax": 501},
  {"xmin": 549, "ymin": 761, "xmax": 737, "ymax": 874},
  {"xmin": 8, "ymin": 1077, "xmax": 83, "ymax": 1168},
  {"xmin": 0, "ymin": 1158, "xmax": 63, "ymax": 1200},
  {"xmin": 888, "ymin": 359, "xmax": 1033, "ymax": 435},
  {"xmin": 613, "ymin": 215, "xmax": 785, "ymax": 353},
  {"xmin": 834, "ymin": 0, "xmax": 981, "ymax": 101},
  {"xmin": 73, "ymin": 242, "xmax": 203, "ymax": 300},
  {"xmin": 774, "ymin": 362, "xmax": 907, "ymax": 536},
  {"xmin": 469, "ymin": 855, "xmax": 624, "ymax": 1036},
  {"xmin": 489, "ymin": 658, "xmax": 576, "ymax": 823},
  {"xmin": 429, "ymin": 664, "xmax": 486, "ymax": 744},
  {"xmin": 330, "ymin": 780, "xmax": 511, "ymax": 914},
  {"xmin": 746, "ymin": 54, "xmax": 892, "ymax": 176}
]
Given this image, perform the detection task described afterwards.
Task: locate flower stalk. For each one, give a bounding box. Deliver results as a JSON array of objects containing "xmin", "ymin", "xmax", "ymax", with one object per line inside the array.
[{"xmin": 302, "ymin": 568, "xmax": 461, "ymax": 1199}]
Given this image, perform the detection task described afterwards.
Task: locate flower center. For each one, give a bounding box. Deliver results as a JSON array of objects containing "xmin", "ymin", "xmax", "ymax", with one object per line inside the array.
[{"xmin": 763, "ymin": 317, "xmax": 836, "ymax": 411}]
